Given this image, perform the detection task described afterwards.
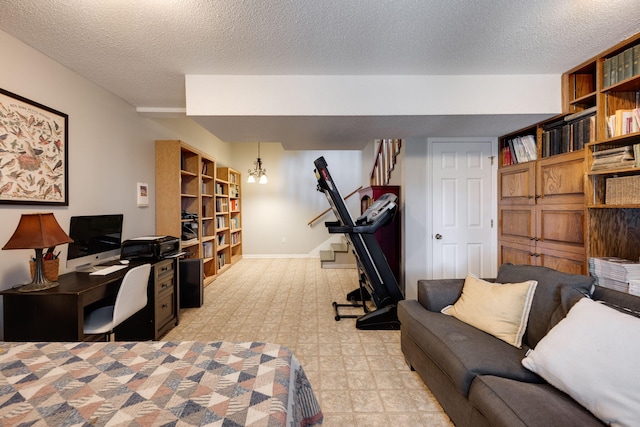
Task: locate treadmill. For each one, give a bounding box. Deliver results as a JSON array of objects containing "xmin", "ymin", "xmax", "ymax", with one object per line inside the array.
[{"xmin": 314, "ymin": 156, "xmax": 404, "ymax": 330}]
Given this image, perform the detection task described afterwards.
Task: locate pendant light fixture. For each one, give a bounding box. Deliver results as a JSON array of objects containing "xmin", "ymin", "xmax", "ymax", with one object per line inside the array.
[{"xmin": 247, "ymin": 142, "xmax": 268, "ymax": 184}]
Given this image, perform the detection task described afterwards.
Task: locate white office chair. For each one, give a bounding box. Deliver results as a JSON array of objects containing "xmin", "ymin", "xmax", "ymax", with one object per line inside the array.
[{"xmin": 84, "ymin": 263, "xmax": 151, "ymax": 341}]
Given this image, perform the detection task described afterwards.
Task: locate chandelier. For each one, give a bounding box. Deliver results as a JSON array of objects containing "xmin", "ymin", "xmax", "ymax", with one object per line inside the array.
[{"xmin": 247, "ymin": 142, "xmax": 268, "ymax": 184}]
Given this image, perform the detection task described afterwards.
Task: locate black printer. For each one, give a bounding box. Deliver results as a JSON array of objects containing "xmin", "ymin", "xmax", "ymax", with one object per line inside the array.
[{"xmin": 121, "ymin": 236, "xmax": 181, "ymax": 261}]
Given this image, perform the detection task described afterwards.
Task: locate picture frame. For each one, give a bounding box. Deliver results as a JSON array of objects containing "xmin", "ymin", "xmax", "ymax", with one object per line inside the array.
[
  {"xmin": 137, "ymin": 182, "xmax": 149, "ymax": 207},
  {"xmin": 0, "ymin": 88, "xmax": 69, "ymax": 206}
]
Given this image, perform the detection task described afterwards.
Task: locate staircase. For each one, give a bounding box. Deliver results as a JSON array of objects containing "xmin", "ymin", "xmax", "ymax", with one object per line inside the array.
[
  {"xmin": 319, "ymin": 238, "xmax": 356, "ymax": 269},
  {"xmin": 317, "ymin": 138, "xmax": 402, "ymax": 270}
]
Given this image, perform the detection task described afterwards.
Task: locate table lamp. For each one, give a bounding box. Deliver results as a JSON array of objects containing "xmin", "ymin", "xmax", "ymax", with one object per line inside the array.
[{"xmin": 2, "ymin": 213, "xmax": 73, "ymax": 292}]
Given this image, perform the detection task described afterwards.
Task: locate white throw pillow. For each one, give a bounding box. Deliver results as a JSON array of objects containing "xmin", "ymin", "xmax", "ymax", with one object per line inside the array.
[
  {"xmin": 522, "ymin": 298, "xmax": 640, "ymax": 427},
  {"xmin": 441, "ymin": 273, "xmax": 537, "ymax": 348}
]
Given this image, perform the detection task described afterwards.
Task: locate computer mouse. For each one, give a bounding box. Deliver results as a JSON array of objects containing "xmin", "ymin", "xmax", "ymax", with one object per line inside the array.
[{"xmin": 120, "ymin": 259, "xmax": 130, "ymax": 265}]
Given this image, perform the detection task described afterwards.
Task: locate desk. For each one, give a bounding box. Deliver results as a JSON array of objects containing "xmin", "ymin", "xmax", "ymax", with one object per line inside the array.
[{"xmin": 1, "ymin": 259, "xmax": 179, "ymax": 342}]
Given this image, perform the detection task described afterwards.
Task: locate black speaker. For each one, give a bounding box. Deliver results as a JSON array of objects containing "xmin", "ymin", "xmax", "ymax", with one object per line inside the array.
[{"xmin": 179, "ymin": 258, "xmax": 203, "ymax": 308}]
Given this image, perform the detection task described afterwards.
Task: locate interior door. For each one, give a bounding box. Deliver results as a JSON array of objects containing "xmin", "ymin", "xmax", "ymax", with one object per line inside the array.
[{"xmin": 431, "ymin": 140, "xmax": 495, "ymax": 279}]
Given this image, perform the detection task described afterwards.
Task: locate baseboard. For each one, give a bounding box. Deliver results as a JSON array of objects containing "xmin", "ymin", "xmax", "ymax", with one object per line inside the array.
[{"xmin": 242, "ymin": 254, "xmax": 319, "ymax": 259}]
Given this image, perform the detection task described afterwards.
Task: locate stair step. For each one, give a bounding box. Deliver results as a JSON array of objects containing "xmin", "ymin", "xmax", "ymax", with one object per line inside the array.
[
  {"xmin": 319, "ymin": 250, "xmax": 335, "ymax": 262},
  {"xmin": 330, "ymin": 242, "xmax": 349, "ymax": 252}
]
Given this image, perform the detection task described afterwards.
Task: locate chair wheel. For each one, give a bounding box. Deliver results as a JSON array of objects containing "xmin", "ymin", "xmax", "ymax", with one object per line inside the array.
[{"xmin": 335, "ymin": 316, "xmax": 341, "ymax": 321}]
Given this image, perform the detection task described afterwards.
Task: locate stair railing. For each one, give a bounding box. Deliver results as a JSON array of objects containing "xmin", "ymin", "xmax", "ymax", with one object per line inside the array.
[
  {"xmin": 370, "ymin": 139, "xmax": 402, "ymax": 186},
  {"xmin": 307, "ymin": 186, "xmax": 363, "ymax": 227}
]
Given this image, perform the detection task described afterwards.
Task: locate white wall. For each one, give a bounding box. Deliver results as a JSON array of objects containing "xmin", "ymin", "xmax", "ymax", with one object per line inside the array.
[
  {"xmin": 234, "ymin": 142, "xmax": 362, "ymax": 256},
  {"xmin": 0, "ymin": 30, "xmax": 229, "ymax": 291}
]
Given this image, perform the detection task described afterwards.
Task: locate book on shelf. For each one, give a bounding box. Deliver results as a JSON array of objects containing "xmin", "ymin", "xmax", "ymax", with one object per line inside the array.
[
  {"xmin": 591, "ymin": 145, "xmax": 635, "ymax": 171},
  {"xmin": 501, "ymin": 135, "xmax": 537, "ymax": 165},
  {"xmin": 606, "ymin": 108, "xmax": 640, "ymax": 138},
  {"xmin": 542, "ymin": 109, "xmax": 595, "ymax": 157},
  {"xmin": 603, "ymin": 42, "xmax": 640, "ymax": 88},
  {"xmin": 202, "ymin": 241, "xmax": 213, "ymax": 258}
]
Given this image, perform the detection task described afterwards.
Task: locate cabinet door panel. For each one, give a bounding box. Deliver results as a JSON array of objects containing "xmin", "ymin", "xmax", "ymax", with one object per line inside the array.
[
  {"xmin": 498, "ymin": 240, "xmax": 534, "ymax": 267},
  {"xmin": 498, "ymin": 163, "xmax": 535, "ymax": 205},
  {"xmin": 536, "ymin": 204, "xmax": 585, "ymax": 254},
  {"xmin": 538, "ymin": 248, "xmax": 587, "ymax": 275},
  {"xmin": 537, "ymin": 151, "xmax": 585, "ymax": 204},
  {"xmin": 499, "ymin": 206, "xmax": 535, "ymax": 244}
]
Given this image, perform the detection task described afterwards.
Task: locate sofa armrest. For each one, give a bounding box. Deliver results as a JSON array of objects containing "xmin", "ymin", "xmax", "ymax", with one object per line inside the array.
[
  {"xmin": 417, "ymin": 279, "xmax": 465, "ymax": 312},
  {"xmin": 417, "ymin": 277, "xmax": 497, "ymax": 312}
]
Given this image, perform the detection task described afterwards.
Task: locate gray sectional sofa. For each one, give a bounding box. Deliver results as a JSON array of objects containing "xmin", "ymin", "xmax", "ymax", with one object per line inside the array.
[{"xmin": 398, "ymin": 263, "xmax": 640, "ymax": 427}]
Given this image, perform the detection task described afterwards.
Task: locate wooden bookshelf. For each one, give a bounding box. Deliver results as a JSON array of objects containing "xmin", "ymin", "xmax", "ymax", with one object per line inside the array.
[
  {"xmin": 155, "ymin": 140, "xmax": 241, "ymax": 286},
  {"xmin": 217, "ymin": 167, "xmax": 243, "ymax": 266}
]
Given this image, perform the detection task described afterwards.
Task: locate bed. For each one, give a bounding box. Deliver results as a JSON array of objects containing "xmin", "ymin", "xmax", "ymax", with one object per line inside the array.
[{"xmin": 0, "ymin": 340, "xmax": 323, "ymax": 426}]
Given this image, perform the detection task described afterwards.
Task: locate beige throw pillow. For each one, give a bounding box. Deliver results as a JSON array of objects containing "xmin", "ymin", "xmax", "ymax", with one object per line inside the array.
[{"xmin": 441, "ymin": 274, "xmax": 538, "ymax": 348}]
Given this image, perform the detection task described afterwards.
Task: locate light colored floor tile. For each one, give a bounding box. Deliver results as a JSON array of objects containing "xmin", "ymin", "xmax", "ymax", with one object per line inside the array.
[{"xmin": 164, "ymin": 258, "xmax": 453, "ymax": 425}]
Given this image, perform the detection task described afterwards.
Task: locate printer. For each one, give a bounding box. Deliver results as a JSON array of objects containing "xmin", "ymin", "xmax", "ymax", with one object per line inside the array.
[{"xmin": 121, "ymin": 236, "xmax": 181, "ymax": 261}]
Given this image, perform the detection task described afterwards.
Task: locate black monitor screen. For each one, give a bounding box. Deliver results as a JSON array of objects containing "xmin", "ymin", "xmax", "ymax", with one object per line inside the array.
[{"xmin": 67, "ymin": 214, "xmax": 124, "ymax": 261}]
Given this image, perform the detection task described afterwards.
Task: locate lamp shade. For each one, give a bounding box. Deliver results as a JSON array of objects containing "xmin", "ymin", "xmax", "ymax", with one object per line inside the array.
[{"xmin": 3, "ymin": 213, "xmax": 73, "ymax": 250}]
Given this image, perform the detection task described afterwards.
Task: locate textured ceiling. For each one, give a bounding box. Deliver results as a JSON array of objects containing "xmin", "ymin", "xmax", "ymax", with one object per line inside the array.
[{"xmin": 1, "ymin": 0, "xmax": 639, "ymax": 149}]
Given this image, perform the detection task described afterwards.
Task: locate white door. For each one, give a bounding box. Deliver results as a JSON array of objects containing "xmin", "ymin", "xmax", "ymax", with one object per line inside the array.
[{"xmin": 431, "ymin": 139, "xmax": 495, "ymax": 279}]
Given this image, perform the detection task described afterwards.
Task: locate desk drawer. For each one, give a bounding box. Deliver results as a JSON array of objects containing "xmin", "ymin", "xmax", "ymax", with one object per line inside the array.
[
  {"xmin": 155, "ymin": 291, "xmax": 175, "ymax": 327},
  {"xmin": 155, "ymin": 275, "xmax": 174, "ymax": 297},
  {"xmin": 154, "ymin": 259, "xmax": 174, "ymax": 281}
]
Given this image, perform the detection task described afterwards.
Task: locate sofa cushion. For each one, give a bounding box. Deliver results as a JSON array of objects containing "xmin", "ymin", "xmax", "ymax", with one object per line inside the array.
[
  {"xmin": 522, "ymin": 298, "xmax": 640, "ymax": 427},
  {"xmin": 469, "ymin": 375, "xmax": 604, "ymax": 427},
  {"xmin": 441, "ymin": 274, "xmax": 537, "ymax": 348},
  {"xmin": 398, "ymin": 299, "xmax": 542, "ymax": 397},
  {"xmin": 495, "ymin": 263, "xmax": 595, "ymax": 348}
]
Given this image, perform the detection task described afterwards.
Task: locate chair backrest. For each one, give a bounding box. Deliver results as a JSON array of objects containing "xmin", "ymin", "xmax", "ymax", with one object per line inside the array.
[{"xmin": 112, "ymin": 263, "xmax": 151, "ymax": 328}]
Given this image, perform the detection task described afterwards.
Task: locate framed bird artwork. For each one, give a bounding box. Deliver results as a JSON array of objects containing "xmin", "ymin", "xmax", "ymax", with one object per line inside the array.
[{"xmin": 0, "ymin": 88, "xmax": 68, "ymax": 206}]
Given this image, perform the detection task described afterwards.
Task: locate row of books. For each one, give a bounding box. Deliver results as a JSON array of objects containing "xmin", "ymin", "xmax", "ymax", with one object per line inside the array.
[
  {"xmin": 542, "ymin": 107, "xmax": 596, "ymax": 157},
  {"xmin": 591, "ymin": 145, "xmax": 638, "ymax": 171},
  {"xmin": 230, "ymin": 217, "xmax": 240, "ymax": 229},
  {"xmin": 589, "ymin": 257, "xmax": 640, "ymax": 294},
  {"xmin": 201, "ymin": 160, "xmax": 212, "ymax": 176},
  {"xmin": 216, "ymin": 215, "xmax": 227, "ymax": 228},
  {"xmin": 217, "ymin": 253, "xmax": 227, "ymax": 269},
  {"xmin": 231, "ymin": 231, "xmax": 241, "ymax": 245},
  {"xmin": 230, "ymin": 199, "xmax": 240, "ymax": 211},
  {"xmin": 603, "ymin": 44, "xmax": 640, "ymax": 88},
  {"xmin": 215, "ymin": 198, "xmax": 228, "ymax": 212},
  {"xmin": 606, "ymin": 108, "xmax": 640, "ymax": 138},
  {"xmin": 215, "ymin": 183, "xmax": 226, "ymax": 195},
  {"xmin": 203, "ymin": 241, "xmax": 214, "ymax": 259},
  {"xmin": 501, "ymin": 135, "xmax": 537, "ymax": 165}
]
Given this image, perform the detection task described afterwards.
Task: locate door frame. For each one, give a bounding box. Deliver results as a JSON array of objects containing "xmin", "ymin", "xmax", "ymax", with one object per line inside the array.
[{"xmin": 426, "ymin": 137, "xmax": 499, "ymax": 280}]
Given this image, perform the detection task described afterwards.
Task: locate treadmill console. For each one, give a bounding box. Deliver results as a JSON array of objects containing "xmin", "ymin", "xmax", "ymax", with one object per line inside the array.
[{"xmin": 356, "ymin": 193, "xmax": 398, "ymax": 226}]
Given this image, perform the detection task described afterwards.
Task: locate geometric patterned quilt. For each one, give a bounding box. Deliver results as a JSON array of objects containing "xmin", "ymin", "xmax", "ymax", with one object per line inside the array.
[{"xmin": 0, "ymin": 341, "xmax": 323, "ymax": 427}]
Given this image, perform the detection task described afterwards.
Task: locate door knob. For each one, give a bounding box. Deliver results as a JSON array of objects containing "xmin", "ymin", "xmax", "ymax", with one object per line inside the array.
[{"xmin": 435, "ymin": 234, "xmax": 443, "ymax": 240}]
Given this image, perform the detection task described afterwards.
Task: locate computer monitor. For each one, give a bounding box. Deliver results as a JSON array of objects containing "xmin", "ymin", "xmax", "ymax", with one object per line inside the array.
[{"xmin": 66, "ymin": 214, "xmax": 124, "ymax": 271}]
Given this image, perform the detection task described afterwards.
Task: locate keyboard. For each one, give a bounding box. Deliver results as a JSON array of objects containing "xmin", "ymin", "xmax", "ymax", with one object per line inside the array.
[{"xmin": 89, "ymin": 264, "xmax": 128, "ymax": 276}]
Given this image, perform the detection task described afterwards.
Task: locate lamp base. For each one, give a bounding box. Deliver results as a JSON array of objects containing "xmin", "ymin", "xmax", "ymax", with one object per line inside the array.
[{"xmin": 18, "ymin": 278, "xmax": 59, "ymax": 292}]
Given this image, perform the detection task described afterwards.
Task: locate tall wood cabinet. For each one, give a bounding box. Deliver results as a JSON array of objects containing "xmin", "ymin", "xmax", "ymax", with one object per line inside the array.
[
  {"xmin": 499, "ymin": 31, "xmax": 640, "ymax": 275},
  {"xmin": 499, "ymin": 147, "xmax": 587, "ymax": 274},
  {"xmin": 155, "ymin": 140, "xmax": 242, "ymax": 286}
]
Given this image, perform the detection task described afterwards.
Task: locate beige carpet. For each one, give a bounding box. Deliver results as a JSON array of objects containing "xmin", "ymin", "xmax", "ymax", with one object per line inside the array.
[{"xmin": 164, "ymin": 258, "xmax": 453, "ymax": 426}]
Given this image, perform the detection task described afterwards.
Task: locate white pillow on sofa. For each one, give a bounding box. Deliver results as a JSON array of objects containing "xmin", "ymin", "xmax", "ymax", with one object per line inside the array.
[
  {"xmin": 441, "ymin": 273, "xmax": 537, "ymax": 348},
  {"xmin": 522, "ymin": 297, "xmax": 640, "ymax": 427}
]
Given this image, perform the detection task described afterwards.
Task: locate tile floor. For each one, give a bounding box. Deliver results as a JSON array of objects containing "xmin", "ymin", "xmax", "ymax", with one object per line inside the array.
[{"xmin": 163, "ymin": 258, "xmax": 453, "ymax": 426}]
